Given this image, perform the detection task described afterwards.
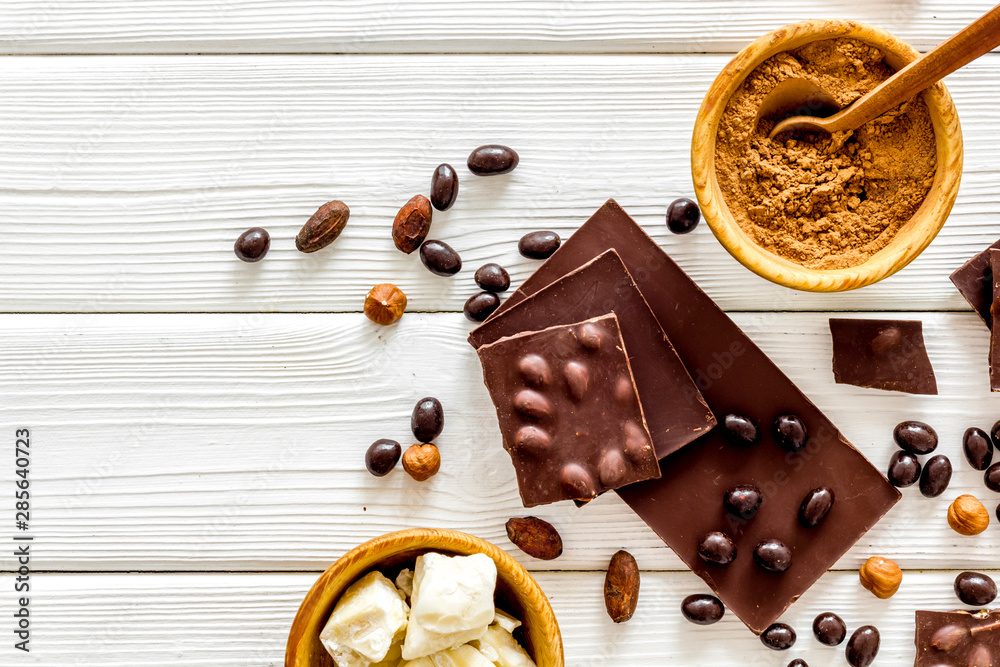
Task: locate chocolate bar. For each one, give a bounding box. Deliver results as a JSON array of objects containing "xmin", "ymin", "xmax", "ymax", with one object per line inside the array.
[
  {"xmin": 477, "ymin": 314, "xmax": 660, "ymax": 507},
  {"xmin": 491, "ymin": 200, "xmax": 900, "ymax": 634},
  {"xmin": 470, "ymin": 249, "xmax": 715, "ymax": 460},
  {"xmin": 914, "ymin": 609, "xmax": 1000, "ymax": 666},
  {"xmin": 829, "ymin": 318, "xmax": 937, "ymax": 394},
  {"xmin": 950, "ymin": 237, "xmax": 1000, "ymax": 328}
]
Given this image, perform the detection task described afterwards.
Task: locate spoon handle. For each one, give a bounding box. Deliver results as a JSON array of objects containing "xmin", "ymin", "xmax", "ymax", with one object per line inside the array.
[{"xmin": 834, "ymin": 2, "xmax": 1000, "ymax": 131}]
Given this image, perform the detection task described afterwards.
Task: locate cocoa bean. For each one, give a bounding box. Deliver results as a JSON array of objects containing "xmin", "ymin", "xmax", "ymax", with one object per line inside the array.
[{"xmin": 505, "ymin": 516, "xmax": 562, "ymax": 560}]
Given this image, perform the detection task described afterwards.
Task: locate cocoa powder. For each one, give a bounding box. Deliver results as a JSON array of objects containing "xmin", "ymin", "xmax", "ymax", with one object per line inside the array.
[{"xmin": 714, "ymin": 38, "xmax": 938, "ymax": 270}]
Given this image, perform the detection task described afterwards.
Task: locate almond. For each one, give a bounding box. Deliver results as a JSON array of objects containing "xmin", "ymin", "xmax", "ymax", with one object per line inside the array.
[
  {"xmin": 296, "ymin": 200, "xmax": 349, "ymax": 253},
  {"xmin": 505, "ymin": 516, "xmax": 562, "ymax": 561},
  {"xmin": 604, "ymin": 550, "xmax": 639, "ymax": 623},
  {"xmin": 392, "ymin": 195, "xmax": 432, "ymax": 254}
]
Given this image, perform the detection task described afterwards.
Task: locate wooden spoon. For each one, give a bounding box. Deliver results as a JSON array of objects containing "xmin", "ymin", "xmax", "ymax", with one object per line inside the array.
[{"xmin": 767, "ymin": 2, "xmax": 1000, "ymax": 139}]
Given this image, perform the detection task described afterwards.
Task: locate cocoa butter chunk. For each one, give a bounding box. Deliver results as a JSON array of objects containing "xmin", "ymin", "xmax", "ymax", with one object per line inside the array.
[
  {"xmin": 829, "ymin": 318, "xmax": 937, "ymax": 395},
  {"xmin": 914, "ymin": 609, "xmax": 1000, "ymax": 666},
  {"xmin": 991, "ymin": 249, "xmax": 1000, "ymax": 392},
  {"xmin": 470, "ymin": 250, "xmax": 715, "ymax": 462},
  {"xmin": 478, "ymin": 313, "xmax": 661, "ymax": 507}
]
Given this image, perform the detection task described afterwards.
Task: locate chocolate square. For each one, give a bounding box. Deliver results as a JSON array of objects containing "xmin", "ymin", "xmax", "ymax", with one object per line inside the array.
[
  {"xmin": 915, "ymin": 609, "xmax": 1000, "ymax": 666},
  {"xmin": 477, "ymin": 314, "xmax": 660, "ymax": 507},
  {"xmin": 470, "ymin": 249, "xmax": 715, "ymax": 460},
  {"xmin": 949, "ymin": 237, "xmax": 1000, "ymax": 328},
  {"xmin": 829, "ymin": 318, "xmax": 937, "ymax": 394},
  {"xmin": 492, "ymin": 200, "xmax": 900, "ymax": 634}
]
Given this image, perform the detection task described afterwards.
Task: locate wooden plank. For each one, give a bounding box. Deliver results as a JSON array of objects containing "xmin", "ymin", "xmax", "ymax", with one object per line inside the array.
[
  {"xmin": 1, "ymin": 1, "xmax": 997, "ymax": 54},
  {"xmin": 2, "ymin": 311, "xmax": 998, "ymax": 572},
  {"xmin": 0, "ymin": 55, "xmax": 998, "ymax": 313},
  {"xmin": 2, "ymin": 570, "xmax": 991, "ymax": 664}
]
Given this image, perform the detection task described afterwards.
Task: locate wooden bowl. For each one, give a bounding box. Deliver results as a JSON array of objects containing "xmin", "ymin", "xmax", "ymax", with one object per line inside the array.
[
  {"xmin": 691, "ymin": 20, "xmax": 964, "ymax": 292},
  {"xmin": 285, "ymin": 528, "xmax": 564, "ymax": 667}
]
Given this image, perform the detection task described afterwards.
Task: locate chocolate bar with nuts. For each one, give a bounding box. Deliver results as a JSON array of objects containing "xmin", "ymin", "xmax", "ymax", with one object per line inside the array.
[
  {"xmin": 478, "ymin": 314, "xmax": 660, "ymax": 507},
  {"xmin": 492, "ymin": 199, "xmax": 900, "ymax": 634},
  {"xmin": 470, "ymin": 249, "xmax": 715, "ymax": 461},
  {"xmin": 914, "ymin": 609, "xmax": 1000, "ymax": 666}
]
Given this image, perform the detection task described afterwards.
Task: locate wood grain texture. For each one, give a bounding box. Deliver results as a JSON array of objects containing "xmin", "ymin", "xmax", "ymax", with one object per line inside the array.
[
  {"xmin": 2, "ymin": 570, "xmax": 994, "ymax": 665},
  {"xmin": 1, "ymin": 1, "xmax": 997, "ymax": 54},
  {"xmin": 1, "ymin": 55, "xmax": 1000, "ymax": 312},
  {"xmin": 2, "ymin": 311, "xmax": 999, "ymax": 572}
]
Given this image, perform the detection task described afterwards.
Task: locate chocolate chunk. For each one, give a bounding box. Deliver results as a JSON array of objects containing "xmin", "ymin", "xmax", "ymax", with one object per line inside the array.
[
  {"xmin": 895, "ymin": 420, "xmax": 939, "ymax": 455},
  {"xmin": 464, "ymin": 292, "xmax": 501, "ymax": 322},
  {"xmin": 920, "ymin": 454, "xmax": 953, "ymax": 497},
  {"xmin": 470, "ymin": 249, "xmax": 715, "ymax": 460},
  {"xmin": 986, "ymin": 462, "xmax": 1000, "ymax": 492},
  {"xmin": 813, "ymin": 612, "xmax": 847, "ymax": 646},
  {"xmin": 830, "ymin": 318, "xmax": 937, "ymax": 394},
  {"xmin": 680, "ymin": 594, "xmax": 725, "ymax": 625},
  {"xmin": 846, "ymin": 625, "xmax": 880, "ymax": 667},
  {"xmin": 954, "ymin": 571, "xmax": 997, "ymax": 606},
  {"xmin": 488, "ymin": 200, "xmax": 900, "ymax": 634},
  {"xmin": 698, "ymin": 531, "xmax": 737, "ymax": 565},
  {"xmin": 991, "ymin": 249, "xmax": 1000, "ymax": 391},
  {"xmin": 761, "ymin": 623, "xmax": 796, "ymax": 650},
  {"xmin": 724, "ymin": 484, "xmax": 763, "ymax": 520},
  {"xmin": 798, "ymin": 487, "xmax": 834, "ymax": 528},
  {"xmin": 474, "ymin": 263, "xmax": 511, "ymax": 293},
  {"xmin": 887, "ymin": 451, "xmax": 922, "ymax": 488},
  {"xmin": 915, "ymin": 609, "xmax": 1000, "ymax": 666},
  {"xmin": 477, "ymin": 314, "xmax": 660, "ymax": 506},
  {"xmin": 964, "ymin": 427, "xmax": 994, "ymax": 471},
  {"xmin": 950, "ymin": 237, "xmax": 1000, "ymax": 328},
  {"xmin": 723, "ymin": 413, "xmax": 760, "ymax": 446},
  {"xmin": 519, "ymin": 231, "xmax": 561, "ymax": 259},
  {"xmin": 773, "ymin": 414, "xmax": 809, "ymax": 452},
  {"xmin": 753, "ymin": 539, "xmax": 792, "ymax": 573},
  {"xmin": 666, "ymin": 197, "xmax": 701, "ymax": 235},
  {"xmin": 430, "ymin": 163, "xmax": 458, "ymax": 211}
]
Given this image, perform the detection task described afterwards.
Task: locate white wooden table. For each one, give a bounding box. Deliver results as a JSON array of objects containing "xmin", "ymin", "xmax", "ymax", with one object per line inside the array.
[{"xmin": 2, "ymin": 2, "xmax": 999, "ymax": 665}]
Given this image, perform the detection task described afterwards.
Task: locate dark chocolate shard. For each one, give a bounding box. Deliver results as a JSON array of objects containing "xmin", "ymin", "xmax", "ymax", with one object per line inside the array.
[
  {"xmin": 493, "ymin": 199, "xmax": 900, "ymax": 635},
  {"xmin": 829, "ymin": 318, "xmax": 937, "ymax": 395},
  {"xmin": 950, "ymin": 237, "xmax": 1000, "ymax": 328},
  {"xmin": 915, "ymin": 609, "xmax": 1000, "ymax": 666},
  {"xmin": 991, "ymin": 250, "xmax": 1000, "ymax": 392},
  {"xmin": 470, "ymin": 249, "xmax": 715, "ymax": 460},
  {"xmin": 477, "ymin": 314, "xmax": 660, "ymax": 507}
]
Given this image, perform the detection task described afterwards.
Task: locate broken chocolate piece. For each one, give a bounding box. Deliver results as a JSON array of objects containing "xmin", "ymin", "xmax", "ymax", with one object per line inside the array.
[
  {"xmin": 829, "ymin": 318, "xmax": 937, "ymax": 395},
  {"xmin": 991, "ymin": 250, "xmax": 1000, "ymax": 392},
  {"xmin": 470, "ymin": 249, "xmax": 715, "ymax": 460},
  {"xmin": 915, "ymin": 609, "xmax": 1000, "ymax": 666},
  {"xmin": 489, "ymin": 199, "xmax": 900, "ymax": 635},
  {"xmin": 950, "ymin": 237, "xmax": 1000, "ymax": 328},
  {"xmin": 477, "ymin": 314, "xmax": 660, "ymax": 507}
]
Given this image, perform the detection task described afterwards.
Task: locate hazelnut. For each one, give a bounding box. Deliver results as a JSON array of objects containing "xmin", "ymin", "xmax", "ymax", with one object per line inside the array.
[
  {"xmin": 364, "ymin": 283, "xmax": 407, "ymax": 325},
  {"xmin": 859, "ymin": 556, "xmax": 902, "ymax": 599},
  {"xmin": 948, "ymin": 494, "xmax": 990, "ymax": 535},
  {"xmin": 402, "ymin": 443, "xmax": 440, "ymax": 481}
]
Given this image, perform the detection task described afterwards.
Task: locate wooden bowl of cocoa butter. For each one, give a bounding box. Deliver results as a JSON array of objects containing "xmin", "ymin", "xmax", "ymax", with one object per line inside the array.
[
  {"xmin": 692, "ymin": 20, "xmax": 963, "ymax": 292},
  {"xmin": 284, "ymin": 528, "xmax": 564, "ymax": 666}
]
